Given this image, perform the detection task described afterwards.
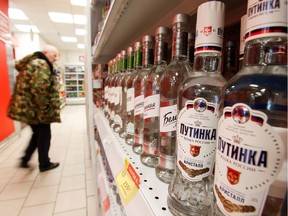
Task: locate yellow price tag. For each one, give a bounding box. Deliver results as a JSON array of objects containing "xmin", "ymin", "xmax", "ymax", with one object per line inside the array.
[{"xmin": 115, "ymin": 158, "xmax": 140, "ymax": 205}]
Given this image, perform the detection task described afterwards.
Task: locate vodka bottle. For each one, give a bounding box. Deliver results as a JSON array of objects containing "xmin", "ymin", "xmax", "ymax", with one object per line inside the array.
[
  {"xmin": 214, "ymin": 0, "xmax": 287, "ymax": 215},
  {"xmin": 156, "ymin": 13, "xmax": 192, "ymax": 183},
  {"xmin": 141, "ymin": 27, "xmax": 170, "ymax": 167},
  {"xmin": 104, "ymin": 60, "xmax": 112, "ymax": 118},
  {"xmin": 132, "ymin": 35, "xmax": 155, "ymax": 154},
  {"xmin": 107, "ymin": 59, "xmax": 116, "ymax": 121},
  {"xmin": 113, "ymin": 50, "xmax": 127, "ymax": 133},
  {"xmin": 223, "ymin": 41, "xmax": 237, "ymax": 81},
  {"xmin": 125, "ymin": 42, "xmax": 142, "ymax": 145},
  {"xmin": 188, "ymin": 32, "xmax": 195, "ymax": 67},
  {"xmin": 238, "ymin": 14, "xmax": 247, "ymax": 70},
  {"xmin": 167, "ymin": 2, "xmax": 226, "ymax": 215},
  {"xmin": 109, "ymin": 56, "xmax": 120, "ymax": 128},
  {"xmin": 119, "ymin": 47, "xmax": 133, "ymax": 138}
]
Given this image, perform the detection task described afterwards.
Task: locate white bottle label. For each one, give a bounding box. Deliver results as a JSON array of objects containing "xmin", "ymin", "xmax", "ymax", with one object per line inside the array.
[
  {"xmin": 214, "ymin": 103, "xmax": 286, "ymax": 216},
  {"xmin": 118, "ymin": 86, "xmax": 122, "ymax": 106},
  {"xmin": 144, "ymin": 94, "xmax": 160, "ymax": 119},
  {"xmin": 104, "ymin": 86, "xmax": 108, "ymax": 100},
  {"xmin": 111, "ymin": 87, "xmax": 115, "ymax": 104},
  {"xmin": 134, "ymin": 95, "xmax": 144, "ymax": 116},
  {"xmin": 126, "ymin": 122, "xmax": 134, "ymax": 135},
  {"xmin": 114, "ymin": 86, "xmax": 119, "ymax": 105},
  {"xmin": 160, "ymin": 104, "xmax": 177, "ymax": 132},
  {"xmin": 246, "ymin": 0, "xmax": 287, "ymax": 42},
  {"xmin": 177, "ymin": 98, "xmax": 219, "ymax": 181},
  {"xmin": 127, "ymin": 88, "xmax": 134, "ymax": 112}
]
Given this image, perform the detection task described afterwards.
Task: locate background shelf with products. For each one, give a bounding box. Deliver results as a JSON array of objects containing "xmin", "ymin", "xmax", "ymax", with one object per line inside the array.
[{"xmin": 64, "ymin": 65, "xmax": 86, "ymax": 104}]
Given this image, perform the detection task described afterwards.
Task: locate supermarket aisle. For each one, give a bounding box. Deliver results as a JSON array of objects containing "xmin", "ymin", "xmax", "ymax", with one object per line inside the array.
[{"xmin": 0, "ymin": 105, "xmax": 96, "ymax": 216}]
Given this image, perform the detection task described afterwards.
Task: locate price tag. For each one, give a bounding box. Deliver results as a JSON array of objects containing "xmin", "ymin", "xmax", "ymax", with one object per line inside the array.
[{"xmin": 115, "ymin": 158, "xmax": 140, "ymax": 205}]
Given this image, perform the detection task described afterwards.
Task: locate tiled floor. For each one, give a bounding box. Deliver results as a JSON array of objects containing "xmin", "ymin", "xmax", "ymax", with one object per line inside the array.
[{"xmin": 0, "ymin": 105, "xmax": 96, "ymax": 216}]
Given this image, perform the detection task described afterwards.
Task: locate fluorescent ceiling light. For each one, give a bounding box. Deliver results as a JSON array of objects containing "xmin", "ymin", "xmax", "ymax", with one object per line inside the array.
[
  {"xmin": 48, "ymin": 12, "xmax": 73, "ymax": 23},
  {"xmin": 15, "ymin": 24, "xmax": 39, "ymax": 33},
  {"xmin": 75, "ymin": 28, "xmax": 86, "ymax": 36},
  {"xmin": 61, "ymin": 36, "xmax": 77, "ymax": 42},
  {"xmin": 70, "ymin": 0, "xmax": 87, "ymax": 6},
  {"xmin": 73, "ymin": 15, "xmax": 86, "ymax": 25},
  {"xmin": 9, "ymin": 8, "xmax": 28, "ymax": 20},
  {"xmin": 77, "ymin": 43, "xmax": 85, "ymax": 49}
]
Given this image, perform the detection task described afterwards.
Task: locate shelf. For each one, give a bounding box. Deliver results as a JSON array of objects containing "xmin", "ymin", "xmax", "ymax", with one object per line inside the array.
[
  {"xmin": 94, "ymin": 108, "xmax": 173, "ymax": 216},
  {"xmin": 92, "ymin": 0, "xmax": 246, "ymax": 63}
]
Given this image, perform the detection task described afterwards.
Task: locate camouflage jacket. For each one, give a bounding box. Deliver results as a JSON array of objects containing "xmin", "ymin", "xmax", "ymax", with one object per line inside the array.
[{"xmin": 7, "ymin": 52, "xmax": 61, "ymax": 124}]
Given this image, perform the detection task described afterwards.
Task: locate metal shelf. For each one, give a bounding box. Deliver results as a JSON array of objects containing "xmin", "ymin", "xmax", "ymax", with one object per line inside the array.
[{"xmin": 94, "ymin": 108, "xmax": 173, "ymax": 216}]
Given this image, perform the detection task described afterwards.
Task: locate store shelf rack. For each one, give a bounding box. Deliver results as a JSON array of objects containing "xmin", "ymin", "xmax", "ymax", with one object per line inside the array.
[
  {"xmin": 92, "ymin": 0, "xmax": 246, "ymax": 64},
  {"xmin": 94, "ymin": 108, "xmax": 173, "ymax": 216}
]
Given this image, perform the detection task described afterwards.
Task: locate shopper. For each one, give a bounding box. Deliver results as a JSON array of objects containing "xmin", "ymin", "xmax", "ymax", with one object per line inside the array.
[{"xmin": 7, "ymin": 45, "xmax": 61, "ymax": 172}]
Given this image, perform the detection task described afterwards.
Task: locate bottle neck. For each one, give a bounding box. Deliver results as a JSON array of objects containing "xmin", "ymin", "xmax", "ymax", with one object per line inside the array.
[
  {"xmin": 142, "ymin": 41, "xmax": 154, "ymax": 68},
  {"xmin": 193, "ymin": 52, "xmax": 222, "ymax": 73},
  {"xmin": 127, "ymin": 54, "xmax": 134, "ymax": 71},
  {"xmin": 244, "ymin": 37, "xmax": 287, "ymax": 67},
  {"xmin": 154, "ymin": 36, "xmax": 168, "ymax": 65},
  {"xmin": 172, "ymin": 22, "xmax": 188, "ymax": 60},
  {"xmin": 134, "ymin": 50, "xmax": 142, "ymax": 69}
]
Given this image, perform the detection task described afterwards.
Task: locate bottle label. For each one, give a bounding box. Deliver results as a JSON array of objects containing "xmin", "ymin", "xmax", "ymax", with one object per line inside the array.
[
  {"xmin": 111, "ymin": 87, "xmax": 115, "ymax": 104},
  {"xmin": 127, "ymin": 88, "xmax": 134, "ymax": 112},
  {"xmin": 159, "ymin": 153, "xmax": 175, "ymax": 170},
  {"xmin": 195, "ymin": 1, "xmax": 225, "ymax": 54},
  {"xmin": 159, "ymin": 104, "xmax": 177, "ymax": 132},
  {"xmin": 245, "ymin": 0, "xmax": 287, "ymax": 42},
  {"xmin": 177, "ymin": 98, "xmax": 219, "ymax": 181},
  {"xmin": 134, "ymin": 95, "xmax": 144, "ymax": 116},
  {"xmin": 144, "ymin": 94, "xmax": 160, "ymax": 119},
  {"xmin": 143, "ymin": 139, "xmax": 159, "ymax": 155},
  {"xmin": 214, "ymin": 103, "xmax": 285, "ymax": 216},
  {"xmin": 114, "ymin": 114, "xmax": 121, "ymax": 125},
  {"xmin": 114, "ymin": 86, "xmax": 120, "ymax": 106},
  {"xmin": 104, "ymin": 86, "xmax": 108, "ymax": 99},
  {"xmin": 126, "ymin": 122, "xmax": 134, "ymax": 135},
  {"xmin": 118, "ymin": 86, "xmax": 122, "ymax": 106}
]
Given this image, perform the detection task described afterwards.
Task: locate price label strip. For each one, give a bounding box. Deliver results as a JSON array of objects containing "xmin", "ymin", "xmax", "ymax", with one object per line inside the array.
[{"xmin": 115, "ymin": 158, "xmax": 140, "ymax": 205}]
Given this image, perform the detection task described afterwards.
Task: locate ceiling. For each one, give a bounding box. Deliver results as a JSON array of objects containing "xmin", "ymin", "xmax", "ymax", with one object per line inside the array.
[{"xmin": 9, "ymin": 0, "xmax": 87, "ymax": 51}]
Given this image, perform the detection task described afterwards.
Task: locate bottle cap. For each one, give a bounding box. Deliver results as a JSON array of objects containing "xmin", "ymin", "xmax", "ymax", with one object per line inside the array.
[
  {"xmin": 172, "ymin": 13, "xmax": 189, "ymax": 24},
  {"xmin": 156, "ymin": 26, "xmax": 169, "ymax": 35},
  {"xmin": 142, "ymin": 35, "xmax": 154, "ymax": 43},
  {"xmin": 245, "ymin": 0, "xmax": 287, "ymax": 42},
  {"xmin": 134, "ymin": 41, "xmax": 142, "ymax": 50},
  {"xmin": 127, "ymin": 46, "xmax": 133, "ymax": 55},
  {"xmin": 239, "ymin": 14, "xmax": 247, "ymax": 55},
  {"xmin": 195, "ymin": 1, "xmax": 225, "ymax": 54},
  {"xmin": 121, "ymin": 50, "xmax": 126, "ymax": 56}
]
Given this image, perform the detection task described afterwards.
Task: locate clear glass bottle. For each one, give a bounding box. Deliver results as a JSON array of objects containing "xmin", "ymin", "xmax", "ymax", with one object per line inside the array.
[
  {"xmin": 141, "ymin": 27, "xmax": 170, "ymax": 167},
  {"xmin": 125, "ymin": 42, "xmax": 142, "ymax": 145},
  {"xmin": 223, "ymin": 41, "xmax": 237, "ymax": 81},
  {"xmin": 119, "ymin": 47, "xmax": 134, "ymax": 138},
  {"xmin": 109, "ymin": 55, "xmax": 120, "ymax": 128},
  {"xmin": 132, "ymin": 35, "xmax": 155, "ymax": 154},
  {"xmin": 238, "ymin": 14, "xmax": 247, "ymax": 70},
  {"xmin": 167, "ymin": 2, "xmax": 226, "ymax": 215},
  {"xmin": 107, "ymin": 59, "xmax": 116, "ymax": 122},
  {"xmin": 214, "ymin": 0, "xmax": 287, "ymax": 215},
  {"xmin": 156, "ymin": 13, "xmax": 192, "ymax": 184},
  {"xmin": 188, "ymin": 32, "xmax": 195, "ymax": 67},
  {"xmin": 104, "ymin": 60, "xmax": 112, "ymax": 118},
  {"xmin": 113, "ymin": 50, "xmax": 127, "ymax": 133}
]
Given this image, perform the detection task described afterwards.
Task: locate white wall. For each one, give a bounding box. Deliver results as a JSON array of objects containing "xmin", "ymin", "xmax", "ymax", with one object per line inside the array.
[
  {"xmin": 14, "ymin": 32, "xmax": 40, "ymax": 60},
  {"xmin": 57, "ymin": 50, "xmax": 85, "ymax": 66}
]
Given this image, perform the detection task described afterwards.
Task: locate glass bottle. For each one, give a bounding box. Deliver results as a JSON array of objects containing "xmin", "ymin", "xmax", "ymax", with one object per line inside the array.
[
  {"xmin": 222, "ymin": 41, "xmax": 237, "ymax": 81},
  {"xmin": 125, "ymin": 42, "xmax": 142, "ymax": 145},
  {"xmin": 107, "ymin": 59, "xmax": 116, "ymax": 122},
  {"xmin": 238, "ymin": 14, "xmax": 247, "ymax": 70},
  {"xmin": 132, "ymin": 35, "xmax": 155, "ymax": 154},
  {"xmin": 109, "ymin": 57, "xmax": 119, "ymax": 127},
  {"xmin": 188, "ymin": 32, "xmax": 195, "ymax": 67},
  {"xmin": 119, "ymin": 47, "xmax": 134, "ymax": 138},
  {"xmin": 141, "ymin": 26, "xmax": 170, "ymax": 167},
  {"xmin": 156, "ymin": 13, "xmax": 192, "ymax": 184},
  {"xmin": 214, "ymin": 0, "xmax": 287, "ymax": 215},
  {"xmin": 113, "ymin": 50, "xmax": 127, "ymax": 133},
  {"xmin": 167, "ymin": 2, "xmax": 226, "ymax": 215},
  {"xmin": 104, "ymin": 60, "xmax": 112, "ymax": 118}
]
